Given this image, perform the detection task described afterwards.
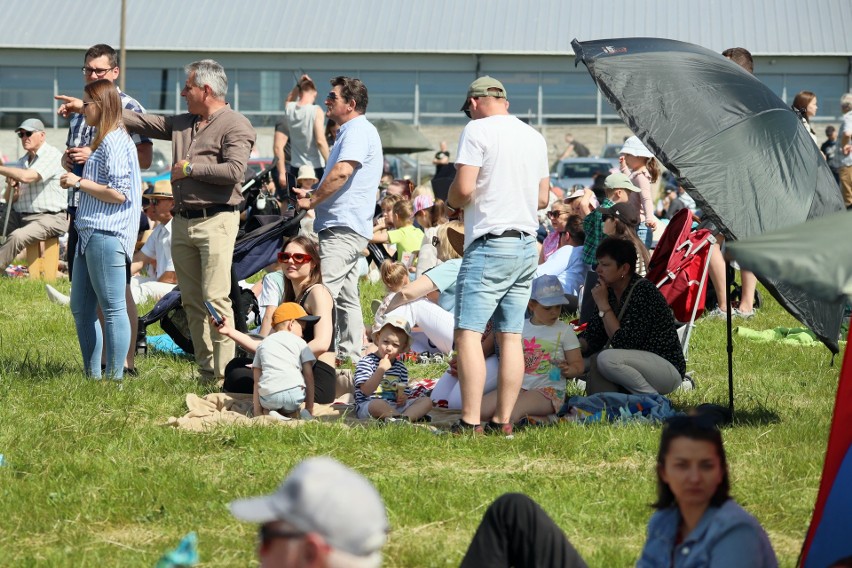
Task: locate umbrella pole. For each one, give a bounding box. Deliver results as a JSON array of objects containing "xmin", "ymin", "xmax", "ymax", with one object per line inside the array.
[{"xmin": 726, "ymin": 263, "xmax": 735, "ymax": 416}]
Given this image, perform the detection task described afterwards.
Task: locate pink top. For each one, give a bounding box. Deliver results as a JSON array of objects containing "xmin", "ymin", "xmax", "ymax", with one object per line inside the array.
[
  {"xmin": 621, "ymin": 164, "xmax": 655, "ymax": 223},
  {"xmin": 541, "ymin": 230, "xmax": 561, "ymax": 261}
]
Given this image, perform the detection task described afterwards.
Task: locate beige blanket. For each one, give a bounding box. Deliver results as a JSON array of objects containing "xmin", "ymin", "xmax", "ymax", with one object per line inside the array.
[{"xmin": 166, "ymin": 392, "xmax": 464, "ymax": 432}]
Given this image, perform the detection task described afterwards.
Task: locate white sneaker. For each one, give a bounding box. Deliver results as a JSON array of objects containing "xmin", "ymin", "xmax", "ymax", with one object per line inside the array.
[
  {"xmin": 45, "ymin": 284, "xmax": 70, "ymax": 306},
  {"xmin": 679, "ymin": 375, "xmax": 695, "ymax": 391},
  {"xmin": 268, "ymin": 410, "xmax": 292, "ymax": 421}
]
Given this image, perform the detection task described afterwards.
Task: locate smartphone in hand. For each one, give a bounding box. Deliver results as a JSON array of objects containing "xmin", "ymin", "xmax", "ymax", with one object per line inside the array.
[{"xmin": 204, "ymin": 301, "xmax": 223, "ymax": 326}]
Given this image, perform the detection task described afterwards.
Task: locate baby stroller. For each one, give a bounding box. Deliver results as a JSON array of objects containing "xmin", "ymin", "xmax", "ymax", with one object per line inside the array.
[
  {"xmin": 645, "ymin": 208, "xmax": 718, "ymax": 361},
  {"xmin": 139, "ymin": 178, "xmax": 306, "ymax": 352}
]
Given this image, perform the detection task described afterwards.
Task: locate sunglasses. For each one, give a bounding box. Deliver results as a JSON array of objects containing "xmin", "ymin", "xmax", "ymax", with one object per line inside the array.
[
  {"xmin": 16, "ymin": 131, "xmax": 37, "ymax": 139},
  {"xmin": 326, "ymin": 91, "xmax": 339, "ymax": 101},
  {"xmin": 258, "ymin": 525, "xmax": 304, "ymax": 549},
  {"xmin": 546, "ymin": 211, "xmax": 567, "ymax": 219},
  {"xmin": 278, "ymin": 251, "xmax": 313, "ymax": 264}
]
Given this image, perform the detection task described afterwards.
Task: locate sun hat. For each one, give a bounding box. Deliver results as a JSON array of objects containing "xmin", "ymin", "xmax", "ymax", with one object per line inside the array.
[
  {"xmin": 296, "ymin": 165, "xmax": 317, "ymax": 182},
  {"xmin": 272, "ymin": 303, "xmax": 320, "ymax": 327},
  {"xmin": 148, "ymin": 180, "xmax": 173, "ymax": 199},
  {"xmin": 530, "ymin": 275, "xmax": 573, "ymax": 306},
  {"xmin": 373, "ymin": 314, "xmax": 413, "ymax": 349},
  {"xmin": 604, "ymin": 172, "xmax": 641, "ymax": 193},
  {"xmin": 445, "ymin": 223, "xmax": 465, "ymax": 257},
  {"xmin": 619, "ymin": 135, "xmax": 654, "ymax": 158},
  {"xmin": 230, "ymin": 456, "xmax": 389, "ymax": 558}
]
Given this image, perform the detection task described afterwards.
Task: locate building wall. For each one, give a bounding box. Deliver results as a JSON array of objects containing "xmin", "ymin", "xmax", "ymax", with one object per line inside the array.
[{"xmin": 1, "ymin": 50, "xmax": 850, "ymax": 130}]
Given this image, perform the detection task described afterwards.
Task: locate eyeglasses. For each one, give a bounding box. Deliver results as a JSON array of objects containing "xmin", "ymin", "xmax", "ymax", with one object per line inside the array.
[
  {"xmin": 81, "ymin": 66, "xmax": 115, "ymax": 77},
  {"xmin": 326, "ymin": 91, "xmax": 339, "ymax": 101},
  {"xmin": 432, "ymin": 236, "xmax": 440, "ymax": 247},
  {"xmin": 546, "ymin": 211, "xmax": 567, "ymax": 219},
  {"xmin": 16, "ymin": 131, "xmax": 37, "ymax": 139},
  {"xmin": 258, "ymin": 525, "xmax": 304, "ymax": 549},
  {"xmin": 278, "ymin": 251, "xmax": 313, "ymax": 264}
]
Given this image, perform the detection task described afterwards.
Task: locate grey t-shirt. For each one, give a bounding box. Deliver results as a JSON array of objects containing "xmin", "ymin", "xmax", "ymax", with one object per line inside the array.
[{"xmin": 252, "ymin": 330, "xmax": 316, "ymax": 396}]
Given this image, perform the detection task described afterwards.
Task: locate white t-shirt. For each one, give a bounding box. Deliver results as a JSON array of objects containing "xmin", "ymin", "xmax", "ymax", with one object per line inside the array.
[
  {"xmin": 454, "ymin": 115, "xmax": 549, "ymax": 249},
  {"xmin": 252, "ymin": 330, "xmax": 316, "ymax": 396},
  {"xmin": 139, "ymin": 219, "xmax": 174, "ymax": 279},
  {"xmin": 521, "ymin": 319, "xmax": 580, "ymax": 396}
]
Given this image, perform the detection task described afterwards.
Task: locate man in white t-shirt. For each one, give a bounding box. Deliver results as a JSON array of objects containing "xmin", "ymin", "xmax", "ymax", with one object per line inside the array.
[{"xmin": 446, "ymin": 76, "xmax": 550, "ymax": 436}]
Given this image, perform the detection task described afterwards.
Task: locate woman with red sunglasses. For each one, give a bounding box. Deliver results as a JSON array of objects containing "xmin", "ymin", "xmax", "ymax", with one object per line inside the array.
[{"xmin": 223, "ymin": 236, "xmax": 340, "ymax": 404}]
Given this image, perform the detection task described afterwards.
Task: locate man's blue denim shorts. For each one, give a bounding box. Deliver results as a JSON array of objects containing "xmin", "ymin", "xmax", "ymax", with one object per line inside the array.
[
  {"xmin": 454, "ymin": 233, "xmax": 537, "ymax": 334},
  {"xmin": 260, "ymin": 385, "xmax": 306, "ymax": 413}
]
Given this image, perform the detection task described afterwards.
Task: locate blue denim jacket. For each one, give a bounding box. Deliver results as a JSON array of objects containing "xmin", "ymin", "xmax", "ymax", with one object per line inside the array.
[{"xmin": 636, "ymin": 500, "xmax": 777, "ymax": 568}]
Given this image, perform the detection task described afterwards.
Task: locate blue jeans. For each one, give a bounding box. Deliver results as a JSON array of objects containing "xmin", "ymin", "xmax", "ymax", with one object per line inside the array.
[
  {"xmin": 260, "ymin": 385, "xmax": 306, "ymax": 413},
  {"xmin": 70, "ymin": 231, "xmax": 130, "ymax": 380},
  {"xmin": 455, "ymin": 234, "xmax": 538, "ymax": 334},
  {"xmin": 637, "ymin": 223, "xmax": 654, "ymax": 248}
]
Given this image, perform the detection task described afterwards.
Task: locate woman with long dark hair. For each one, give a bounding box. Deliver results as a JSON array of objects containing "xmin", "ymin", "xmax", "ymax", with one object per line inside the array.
[
  {"xmin": 59, "ymin": 79, "xmax": 141, "ymax": 380},
  {"xmin": 223, "ymin": 236, "xmax": 339, "ymax": 403}
]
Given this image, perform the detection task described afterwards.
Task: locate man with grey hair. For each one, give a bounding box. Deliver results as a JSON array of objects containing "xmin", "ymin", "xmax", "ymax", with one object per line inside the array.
[
  {"xmin": 839, "ymin": 92, "xmax": 852, "ymax": 209},
  {"xmin": 230, "ymin": 456, "xmax": 389, "ymax": 568},
  {"xmin": 120, "ymin": 59, "xmax": 256, "ymax": 382},
  {"xmin": 0, "ymin": 118, "xmax": 67, "ymax": 271}
]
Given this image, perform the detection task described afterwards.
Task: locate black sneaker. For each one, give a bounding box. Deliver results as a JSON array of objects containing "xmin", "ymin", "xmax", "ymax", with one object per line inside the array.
[
  {"xmin": 450, "ymin": 419, "xmax": 484, "ymax": 435},
  {"xmin": 483, "ymin": 421, "xmax": 514, "ymax": 439}
]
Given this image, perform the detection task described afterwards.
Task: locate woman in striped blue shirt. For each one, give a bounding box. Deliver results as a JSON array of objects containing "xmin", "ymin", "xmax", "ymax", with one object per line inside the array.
[{"xmin": 60, "ymin": 79, "xmax": 141, "ymax": 380}]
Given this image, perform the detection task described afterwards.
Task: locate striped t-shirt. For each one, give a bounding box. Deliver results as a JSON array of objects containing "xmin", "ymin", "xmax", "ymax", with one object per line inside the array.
[{"xmin": 75, "ymin": 129, "xmax": 141, "ymax": 260}]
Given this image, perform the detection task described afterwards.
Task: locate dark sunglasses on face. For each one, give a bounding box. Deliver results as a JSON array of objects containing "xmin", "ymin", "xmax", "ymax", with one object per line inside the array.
[
  {"xmin": 17, "ymin": 131, "xmax": 36, "ymax": 139},
  {"xmin": 326, "ymin": 91, "xmax": 339, "ymax": 101},
  {"xmin": 547, "ymin": 211, "xmax": 567, "ymax": 219},
  {"xmin": 258, "ymin": 525, "xmax": 304, "ymax": 549},
  {"xmin": 278, "ymin": 251, "xmax": 313, "ymax": 264}
]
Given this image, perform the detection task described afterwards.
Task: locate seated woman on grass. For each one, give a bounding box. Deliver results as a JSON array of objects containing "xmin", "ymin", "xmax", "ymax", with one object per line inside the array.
[
  {"xmin": 579, "ymin": 237, "xmax": 686, "ymax": 395},
  {"xmin": 460, "ymin": 413, "xmax": 778, "ymax": 567}
]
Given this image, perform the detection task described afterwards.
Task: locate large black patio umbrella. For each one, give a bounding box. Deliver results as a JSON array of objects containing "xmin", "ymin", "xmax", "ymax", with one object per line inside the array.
[{"xmin": 572, "ymin": 37, "xmax": 846, "ymax": 409}]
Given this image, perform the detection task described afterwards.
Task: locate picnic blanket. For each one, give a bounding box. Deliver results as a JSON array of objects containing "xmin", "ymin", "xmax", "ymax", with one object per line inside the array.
[{"xmin": 558, "ymin": 392, "xmax": 679, "ymax": 424}]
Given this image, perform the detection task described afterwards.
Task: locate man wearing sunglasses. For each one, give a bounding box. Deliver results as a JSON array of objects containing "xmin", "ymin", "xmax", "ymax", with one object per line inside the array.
[
  {"xmin": 295, "ymin": 76, "xmax": 382, "ymax": 362},
  {"xmin": 446, "ymin": 76, "xmax": 550, "ymax": 436},
  {"xmin": 230, "ymin": 456, "xmax": 388, "ymax": 568},
  {"xmin": 0, "ymin": 119, "xmax": 67, "ymax": 273}
]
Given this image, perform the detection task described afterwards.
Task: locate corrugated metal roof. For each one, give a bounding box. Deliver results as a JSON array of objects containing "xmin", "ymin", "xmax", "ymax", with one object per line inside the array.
[{"xmin": 1, "ymin": 0, "xmax": 851, "ymax": 56}]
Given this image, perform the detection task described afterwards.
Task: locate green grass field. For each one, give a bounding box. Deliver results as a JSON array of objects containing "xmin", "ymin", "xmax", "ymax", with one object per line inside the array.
[{"xmin": 0, "ymin": 276, "xmax": 843, "ymax": 566}]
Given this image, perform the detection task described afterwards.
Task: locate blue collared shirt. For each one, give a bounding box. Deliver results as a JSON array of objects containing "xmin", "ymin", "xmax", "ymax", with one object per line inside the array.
[
  {"xmin": 75, "ymin": 129, "xmax": 142, "ymax": 260},
  {"xmin": 637, "ymin": 500, "xmax": 778, "ymax": 568},
  {"xmin": 313, "ymin": 115, "xmax": 383, "ymax": 240}
]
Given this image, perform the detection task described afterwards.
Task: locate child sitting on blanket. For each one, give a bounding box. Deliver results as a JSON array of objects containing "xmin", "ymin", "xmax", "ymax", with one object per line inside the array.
[
  {"xmin": 251, "ymin": 303, "xmax": 318, "ymax": 421},
  {"xmin": 354, "ymin": 315, "xmax": 433, "ymax": 422},
  {"xmin": 480, "ymin": 275, "xmax": 584, "ymax": 425}
]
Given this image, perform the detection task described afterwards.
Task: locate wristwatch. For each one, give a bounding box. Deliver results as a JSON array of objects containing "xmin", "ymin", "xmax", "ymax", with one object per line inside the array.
[
  {"xmin": 598, "ymin": 307, "xmax": 612, "ymax": 318},
  {"xmin": 73, "ymin": 180, "xmax": 81, "ymax": 191},
  {"xmin": 183, "ymin": 162, "xmax": 193, "ymax": 177}
]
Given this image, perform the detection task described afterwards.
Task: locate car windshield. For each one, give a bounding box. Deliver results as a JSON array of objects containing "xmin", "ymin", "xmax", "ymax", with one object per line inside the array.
[{"xmin": 561, "ymin": 162, "xmax": 611, "ymax": 178}]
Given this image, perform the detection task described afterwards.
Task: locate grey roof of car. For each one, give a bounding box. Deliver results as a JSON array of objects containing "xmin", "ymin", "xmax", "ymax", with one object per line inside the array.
[{"xmin": 3, "ymin": 0, "xmax": 851, "ymax": 56}]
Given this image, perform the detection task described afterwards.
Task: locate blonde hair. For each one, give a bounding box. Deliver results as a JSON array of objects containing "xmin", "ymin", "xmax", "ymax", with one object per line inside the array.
[
  {"xmin": 435, "ymin": 220, "xmax": 462, "ymax": 261},
  {"xmin": 380, "ymin": 194, "xmax": 401, "ymax": 210},
  {"xmin": 392, "ymin": 199, "xmax": 413, "ymax": 226},
  {"xmin": 411, "ymin": 183, "xmax": 434, "ymax": 201},
  {"xmin": 84, "ymin": 79, "xmax": 123, "ymax": 152},
  {"xmin": 380, "ymin": 260, "xmax": 408, "ymax": 292}
]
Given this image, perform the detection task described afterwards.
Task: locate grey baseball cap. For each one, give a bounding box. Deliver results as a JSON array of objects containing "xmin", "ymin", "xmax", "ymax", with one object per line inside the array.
[
  {"xmin": 16, "ymin": 118, "xmax": 45, "ymax": 133},
  {"xmin": 530, "ymin": 275, "xmax": 573, "ymax": 306},
  {"xmin": 230, "ymin": 457, "xmax": 389, "ymax": 557}
]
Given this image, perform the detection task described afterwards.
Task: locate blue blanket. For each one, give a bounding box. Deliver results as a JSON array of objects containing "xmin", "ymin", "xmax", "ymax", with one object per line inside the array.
[{"xmin": 559, "ymin": 392, "xmax": 680, "ymax": 423}]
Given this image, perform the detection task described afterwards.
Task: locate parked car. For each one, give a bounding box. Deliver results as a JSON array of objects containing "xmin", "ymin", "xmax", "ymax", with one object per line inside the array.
[
  {"xmin": 550, "ymin": 158, "xmax": 617, "ymax": 191},
  {"xmin": 599, "ymin": 143, "xmax": 623, "ymax": 160}
]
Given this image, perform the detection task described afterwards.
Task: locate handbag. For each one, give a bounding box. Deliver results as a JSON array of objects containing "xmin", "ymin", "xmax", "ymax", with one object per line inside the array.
[{"xmin": 585, "ymin": 280, "xmax": 638, "ymax": 393}]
